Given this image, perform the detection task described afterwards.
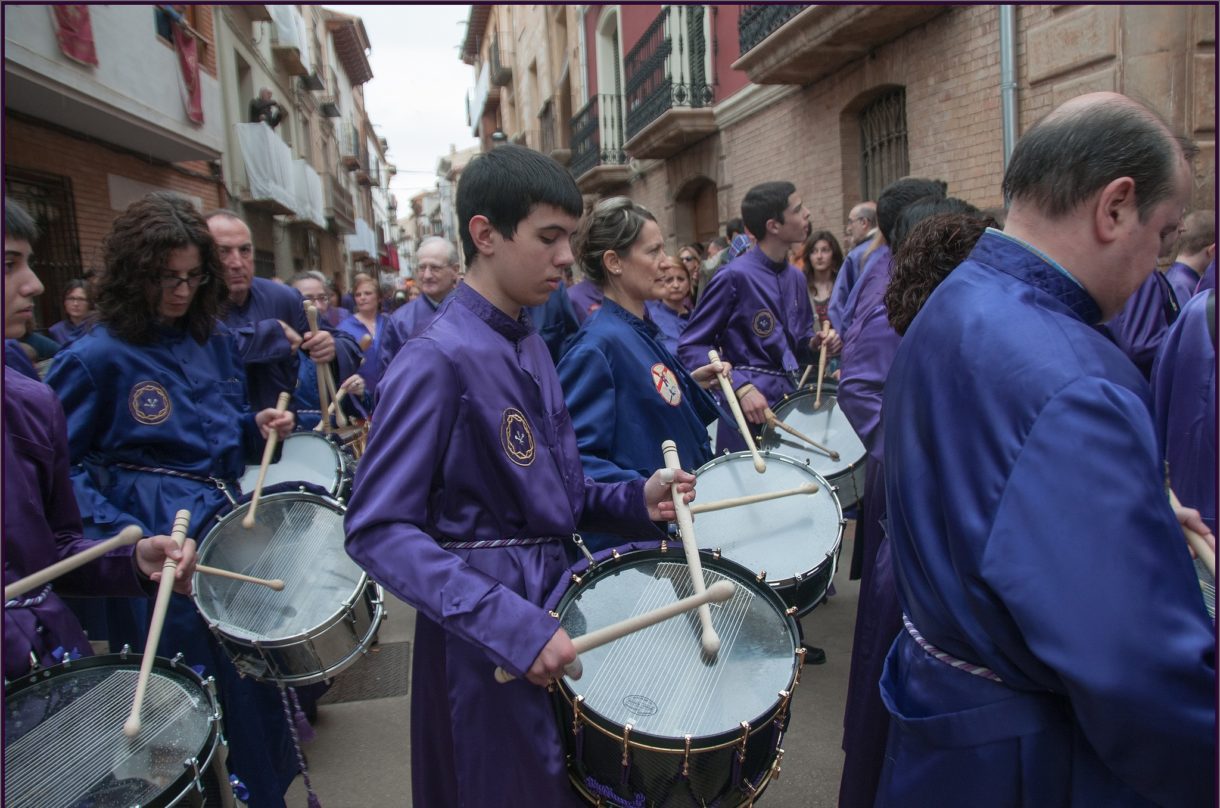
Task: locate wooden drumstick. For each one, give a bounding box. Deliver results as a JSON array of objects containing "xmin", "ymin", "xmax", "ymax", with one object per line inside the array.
[
  {"xmin": 124, "ymin": 509, "xmax": 190, "ymax": 738},
  {"xmin": 814, "ymin": 320, "xmax": 831, "ymax": 408},
  {"xmin": 708, "ymin": 349, "xmax": 766, "ymax": 473},
  {"xmin": 242, "ymin": 391, "xmax": 291, "ymax": 529},
  {"xmin": 5, "ymin": 525, "xmax": 143, "ymax": 601},
  {"xmin": 797, "ymin": 364, "xmax": 814, "ymax": 389},
  {"xmin": 764, "ymin": 409, "xmax": 841, "ymax": 461},
  {"xmin": 322, "ymin": 366, "xmax": 349, "ymax": 428},
  {"xmin": 689, "ymin": 482, "xmax": 819, "ymax": 515},
  {"xmin": 663, "ymin": 439, "xmax": 721, "ymax": 656},
  {"xmin": 196, "ymin": 564, "xmax": 285, "ymax": 591},
  {"xmin": 493, "ymin": 579, "xmax": 735, "ymax": 683},
  {"xmin": 304, "ymin": 303, "xmax": 332, "ymax": 432},
  {"xmin": 1170, "ymin": 489, "xmax": 1215, "ymax": 578}
]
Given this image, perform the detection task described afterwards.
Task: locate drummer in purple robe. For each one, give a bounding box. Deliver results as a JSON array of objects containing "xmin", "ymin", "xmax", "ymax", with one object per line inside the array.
[
  {"xmin": 677, "ymin": 181, "xmax": 840, "ymax": 452},
  {"xmin": 878, "ymin": 92, "xmax": 1215, "ymax": 807},
  {"xmin": 1151, "ymin": 288, "xmax": 1216, "ymax": 534},
  {"xmin": 344, "ymin": 145, "xmax": 694, "ymax": 807},
  {"xmin": 1163, "ymin": 209, "xmax": 1214, "ymax": 305},
  {"xmin": 3, "ymin": 198, "xmax": 196, "ymax": 681}
]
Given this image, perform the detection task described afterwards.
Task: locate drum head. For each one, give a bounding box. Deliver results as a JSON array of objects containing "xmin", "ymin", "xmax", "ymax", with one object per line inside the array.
[
  {"xmin": 760, "ymin": 385, "xmax": 866, "ymax": 481},
  {"xmin": 239, "ymin": 432, "xmax": 344, "ymax": 496},
  {"xmin": 194, "ymin": 493, "xmax": 363, "ymax": 642},
  {"xmin": 558, "ymin": 551, "xmax": 798, "ymax": 741},
  {"xmin": 693, "ymin": 451, "xmax": 842, "ymax": 582},
  {"xmin": 4, "ymin": 655, "xmax": 215, "ymax": 808}
]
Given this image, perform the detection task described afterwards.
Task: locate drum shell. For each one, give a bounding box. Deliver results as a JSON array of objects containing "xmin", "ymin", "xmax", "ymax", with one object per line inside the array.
[
  {"xmin": 192, "ymin": 492, "xmax": 384, "ymax": 686},
  {"xmin": 4, "ymin": 652, "xmax": 225, "ymax": 808},
  {"xmin": 760, "ymin": 381, "xmax": 867, "ymax": 509},
  {"xmin": 550, "ymin": 547, "xmax": 802, "ymax": 807},
  {"xmin": 693, "ymin": 450, "xmax": 845, "ymax": 618}
]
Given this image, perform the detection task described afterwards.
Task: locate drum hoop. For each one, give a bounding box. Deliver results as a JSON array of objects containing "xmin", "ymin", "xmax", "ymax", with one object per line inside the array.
[
  {"xmin": 204, "ymin": 578, "xmax": 376, "ymax": 650},
  {"xmin": 4, "ymin": 652, "xmax": 222, "ymax": 808},
  {"xmin": 758, "ymin": 387, "xmax": 866, "ymax": 469},
  {"xmin": 552, "ymin": 548, "xmax": 800, "ymax": 748}
]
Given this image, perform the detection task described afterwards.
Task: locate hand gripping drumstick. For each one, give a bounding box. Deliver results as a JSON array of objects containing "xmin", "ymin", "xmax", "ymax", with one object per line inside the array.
[
  {"xmin": 1170, "ymin": 488, "xmax": 1216, "ymax": 579},
  {"xmin": 242, "ymin": 391, "xmax": 292, "ymax": 529},
  {"xmin": 304, "ymin": 304, "xmax": 332, "ymax": 432},
  {"xmin": 493, "ymin": 579, "xmax": 735, "ymax": 683},
  {"xmin": 689, "ymin": 482, "xmax": 819, "ymax": 515},
  {"xmin": 5, "ymin": 525, "xmax": 143, "ymax": 601},
  {"xmin": 124, "ymin": 509, "xmax": 190, "ymax": 738},
  {"xmin": 196, "ymin": 564, "xmax": 285, "ymax": 591},
  {"xmin": 814, "ymin": 320, "xmax": 831, "ymax": 408},
  {"xmin": 708, "ymin": 350, "xmax": 766, "ymax": 473},
  {"xmin": 663, "ymin": 439, "xmax": 722, "ymax": 657},
  {"xmin": 764, "ymin": 408, "xmax": 841, "ymax": 461}
]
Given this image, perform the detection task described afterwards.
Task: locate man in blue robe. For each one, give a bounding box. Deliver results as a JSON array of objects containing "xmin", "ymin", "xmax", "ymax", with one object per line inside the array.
[
  {"xmin": 827, "ymin": 201, "xmax": 876, "ymax": 330},
  {"xmin": 375, "ymin": 236, "xmax": 461, "ymax": 388},
  {"xmin": 678, "ymin": 181, "xmax": 839, "ymax": 453},
  {"xmin": 344, "ymin": 145, "xmax": 691, "ymax": 806},
  {"xmin": 877, "ymin": 92, "xmax": 1215, "ymax": 807},
  {"xmin": 206, "ymin": 211, "xmax": 361, "ymax": 411},
  {"xmin": 1164, "ymin": 209, "xmax": 1214, "ymax": 305}
]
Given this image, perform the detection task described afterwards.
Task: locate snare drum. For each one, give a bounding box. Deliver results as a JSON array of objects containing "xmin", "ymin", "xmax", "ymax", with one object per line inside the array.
[
  {"xmin": 4, "ymin": 652, "xmax": 223, "ymax": 808},
  {"xmin": 694, "ymin": 451, "xmax": 844, "ymax": 617},
  {"xmin": 238, "ymin": 431, "xmax": 353, "ymax": 501},
  {"xmin": 550, "ymin": 547, "xmax": 804, "ymax": 808},
  {"xmin": 193, "ymin": 492, "xmax": 384, "ymax": 685},
  {"xmin": 760, "ymin": 382, "xmax": 867, "ymax": 509}
]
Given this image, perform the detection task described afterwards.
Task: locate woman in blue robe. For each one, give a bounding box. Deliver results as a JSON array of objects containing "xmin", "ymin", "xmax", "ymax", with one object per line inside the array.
[
  {"xmin": 557, "ymin": 198, "xmax": 725, "ymax": 552},
  {"xmin": 337, "ymin": 272, "xmax": 388, "ymax": 390},
  {"xmin": 44, "ymin": 192, "xmax": 299, "ymax": 808}
]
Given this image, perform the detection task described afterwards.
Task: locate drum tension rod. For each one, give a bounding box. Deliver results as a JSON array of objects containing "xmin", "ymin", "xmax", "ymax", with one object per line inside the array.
[
  {"xmin": 621, "ymin": 723, "xmax": 633, "ymax": 769},
  {"xmin": 736, "ymin": 720, "xmax": 751, "ymax": 763},
  {"xmin": 682, "ymin": 734, "xmax": 693, "ymax": 778}
]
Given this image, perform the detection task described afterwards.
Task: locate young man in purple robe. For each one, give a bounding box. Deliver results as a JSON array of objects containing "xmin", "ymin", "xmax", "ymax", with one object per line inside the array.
[
  {"xmin": 343, "ymin": 145, "xmax": 694, "ymax": 806},
  {"xmin": 878, "ymin": 92, "xmax": 1215, "ymax": 807},
  {"xmin": 3, "ymin": 199, "xmax": 196, "ymax": 681},
  {"xmin": 678, "ymin": 181, "xmax": 841, "ymax": 453}
]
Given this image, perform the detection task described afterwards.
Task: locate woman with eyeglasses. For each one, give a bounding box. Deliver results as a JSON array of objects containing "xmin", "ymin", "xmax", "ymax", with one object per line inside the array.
[
  {"xmin": 290, "ymin": 271, "xmax": 370, "ymax": 429},
  {"xmin": 555, "ymin": 198, "xmax": 727, "ymax": 551},
  {"xmin": 44, "ymin": 191, "xmax": 301, "ymax": 808},
  {"xmin": 48, "ymin": 279, "xmax": 94, "ymax": 347}
]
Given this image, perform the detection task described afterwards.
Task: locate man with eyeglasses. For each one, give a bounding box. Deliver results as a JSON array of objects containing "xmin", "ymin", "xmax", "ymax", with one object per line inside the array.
[
  {"xmin": 206, "ymin": 211, "xmax": 361, "ymax": 412},
  {"xmin": 375, "ymin": 236, "xmax": 462, "ymax": 389},
  {"xmin": 827, "ymin": 202, "xmax": 877, "ymax": 332}
]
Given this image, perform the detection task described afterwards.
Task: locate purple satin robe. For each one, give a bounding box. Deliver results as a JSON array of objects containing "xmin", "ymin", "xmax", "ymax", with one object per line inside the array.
[
  {"xmin": 827, "ymin": 236, "xmax": 875, "ymax": 332},
  {"xmin": 345, "ymin": 283, "xmax": 656, "ymax": 807},
  {"xmin": 3, "ymin": 367, "xmax": 146, "ymax": 680},
  {"xmin": 678, "ymin": 246, "xmax": 816, "ymax": 452},
  {"xmin": 567, "ymin": 278, "xmax": 604, "ymax": 324},
  {"xmin": 1165, "ymin": 261, "xmax": 1203, "ymax": 308},
  {"xmin": 374, "ymin": 293, "xmax": 444, "ymax": 390},
  {"xmin": 1106, "ymin": 269, "xmax": 1179, "ymax": 378},
  {"xmin": 1151, "ymin": 290, "xmax": 1216, "ymax": 533}
]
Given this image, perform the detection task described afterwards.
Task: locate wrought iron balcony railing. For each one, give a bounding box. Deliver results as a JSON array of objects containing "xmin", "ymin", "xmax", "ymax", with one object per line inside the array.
[
  {"xmin": 738, "ymin": 5, "xmax": 810, "ymax": 56},
  {"xmin": 569, "ymin": 94, "xmax": 628, "ymax": 178},
  {"xmin": 623, "ymin": 6, "xmax": 714, "ymax": 142}
]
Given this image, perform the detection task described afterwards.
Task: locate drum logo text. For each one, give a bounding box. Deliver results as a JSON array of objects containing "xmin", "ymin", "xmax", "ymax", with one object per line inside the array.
[
  {"xmin": 621, "ymin": 694, "xmax": 659, "ymax": 716},
  {"xmin": 129, "ymin": 381, "xmax": 172, "ymax": 425},
  {"xmin": 752, "ymin": 310, "xmax": 775, "ymax": 337},
  {"xmin": 650, "ymin": 363, "xmax": 682, "ymax": 407},
  {"xmin": 501, "ymin": 408, "xmax": 536, "ymax": 467}
]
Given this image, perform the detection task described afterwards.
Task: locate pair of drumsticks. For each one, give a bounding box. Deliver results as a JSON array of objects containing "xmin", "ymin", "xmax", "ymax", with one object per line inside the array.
[
  {"xmin": 494, "ymin": 439, "xmax": 820, "ymax": 683},
  {"xmin": 304, "ymin": 302, "xmax": 349, "ymax": 433},
  {"xmin": 797, "ymin": 320, "xmax": 833, "ymax": 407}
]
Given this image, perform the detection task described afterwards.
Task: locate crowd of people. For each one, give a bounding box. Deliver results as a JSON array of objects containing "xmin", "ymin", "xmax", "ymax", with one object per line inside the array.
[{"xmin": 4, "ymin": 89, "xmax": 1215, "ymax": 807}]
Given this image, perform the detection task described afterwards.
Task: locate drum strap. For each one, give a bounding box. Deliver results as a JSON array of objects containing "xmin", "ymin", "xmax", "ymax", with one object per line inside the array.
[
  {"xmin": 902, "ymin": 614, "xmax": 1004, "ymax": 684},
  {"xmin": 436, "ymin": 535, "xmax": 562, "ymax": 550}
]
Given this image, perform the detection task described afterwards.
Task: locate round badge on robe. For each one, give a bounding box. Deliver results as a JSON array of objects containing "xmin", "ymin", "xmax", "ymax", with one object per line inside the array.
[
  {"xmin": 129, "ymin": 381, "xmax": 172, "ymax": 425},
  {"xmin": 651, "ymin": 363, "xmax": 682, "ymax": 407},
  {"xmin": 501, "ymin": 407, "xmax": 536, "ymax": 467},
  {"xmin": 752, "ymin": 309, "xmax": 775, "ymax": 337}
]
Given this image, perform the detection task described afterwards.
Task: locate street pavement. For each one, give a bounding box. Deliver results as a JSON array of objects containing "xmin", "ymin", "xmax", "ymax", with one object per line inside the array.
[{"xmin": 286, "ymin": 522, "xmax": 860, "ymax": 808}]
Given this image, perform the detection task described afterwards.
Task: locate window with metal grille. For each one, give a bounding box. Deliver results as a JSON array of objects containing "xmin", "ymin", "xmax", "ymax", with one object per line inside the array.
[
  {"xmin": 4, "ymin": 168, "xmax": 84, "ymax": 331},
  {"xmin": 859, "ymin": 89, "xmax": 909, "ymax": 202}
]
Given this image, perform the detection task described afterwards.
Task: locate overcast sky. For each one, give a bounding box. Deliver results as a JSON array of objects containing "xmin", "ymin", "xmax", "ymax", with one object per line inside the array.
[{"xmin": 339, "ymin": 4, "xmax": 479, "ymax": 212}]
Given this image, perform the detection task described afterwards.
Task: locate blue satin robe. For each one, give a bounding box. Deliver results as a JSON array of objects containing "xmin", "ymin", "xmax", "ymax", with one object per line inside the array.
[
  {"xmin": 375, "ymin": 292, "xmax": 444, "ymax": 389},
  {"xmin": 567, "ymin": 278, "xmax": 604, "ymax": 324},
  {"xmin": 678, "ymin": 246, "xmax": 816, "ymax": 452},
  {"xmin": 838, "ymin": 244, "xmax": 892, "ymax": 337},
  {"xmin": 1151, "ymin": 290, "xmax": 1216, "ymax": 534},
  {"xmin": 3, "ymin": 367, "xmax": 148, "ymax": 680},
  {"xmin": 879, "ymin": 229, "xmax": 1215, "ymax": 807},
  {"xmin": 525, "ymin": 281, "xmax": 580, "ymax": 363},
  {"xmin": 344, "ymin": 283, "xmax": 656, "ymax": 807},
  {"xmin": 1165, "ymin": 261, "xmax": 1202, "ymax": 309},
  {"xmin": 336, "ymin": 311, "xmax": 388, "ymax": 389},
  {"xmin": 49, "ymin": 319, "xmax": 90, "ymax": 347},
  {"xmin": 827, "ymin": 236, "xmax": 875, "ymax": 332},
  {"xmin": 44, "ymin": 323, "xmax": 299, "ymax": 808},
  {"xmin": 644, "ymin": 299, "xmax": 690, "ymax": 355}
]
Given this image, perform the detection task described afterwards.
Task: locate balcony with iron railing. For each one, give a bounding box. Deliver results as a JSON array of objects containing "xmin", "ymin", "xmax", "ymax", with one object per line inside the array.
[
  {"xmin": 467, "ymin": 60, "xmax": 500, "ymax": 136},
  {"xmin": 340, "ymin": 122, "xmax": 364, "ymax": 171},
  {"xmin": 490, "ymin": 32, "xmax": 513, "ymax": 87},
  {"xmin": 622, "ymin": 5, "xmax": 717, "ymax": 160},
  {"xmin": 568, "ymin": 94, "xmax": 629, "ymax": 193},
  {"xmin": 326, "ymin": 175, "xmax": 356, "ymax": 235},
  {"xmin": 733, "ymin": 4, "xmax": 950, "ymax": 85},
  {"xmin": 320, "ymin": 67, "xmax": 341, "ymax": 118}
]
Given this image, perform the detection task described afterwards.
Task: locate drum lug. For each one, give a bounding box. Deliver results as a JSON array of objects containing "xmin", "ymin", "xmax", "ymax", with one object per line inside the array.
[
  {"xmin": 712, "ymin": 548, "xmax": 722, "ymax": 560},
  {"xmin": 621, "ymin": 723, "xmax": 633, "ymax": 770},
  {"xmin": 660, "ymin": 537, "xmax": 668, "ymax": 553},
  {"xmin": 682, "ymin": 734, "xmax": 693, "ymax": 778},
  {"xmin": 119, "ymin": 643, "xmax": 132, "ymax": 661},
  {"xmin": 794, "ymin": 647, "xmax": 807, "ymax": 686},
  {"xmin": 771, "ymin": 747, "xmax": 785, "ymax": 780},
  {"xmin": 184, "ymin": 756, "xmax": 204, "ymax": 792},
  {"xmin": 756, "ymin": 570, "xmax": 767, "ymax": 583},
  {"xmin": 171, "ymin": 651, "xmax": 186, "ymax": 668},
  {"xmin": 572, "ymin": 694, "xmax": 585, "ymax": 738},
  {"xmin": 571, "ymin": 572, "xmax": 584, "ymax": 587},
  {"xmin": 736, "ymin": 720, "xmax": 750, "ymax": 763},
  {"xmin": 785, "ymin": 606, "xmax": 797, "ymax": 617}
]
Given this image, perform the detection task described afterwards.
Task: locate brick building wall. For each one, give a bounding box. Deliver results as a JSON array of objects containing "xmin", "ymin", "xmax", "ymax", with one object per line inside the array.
[{"xmin": 5, "ymin": 115, "xmax": 223, "ymax": 273}]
